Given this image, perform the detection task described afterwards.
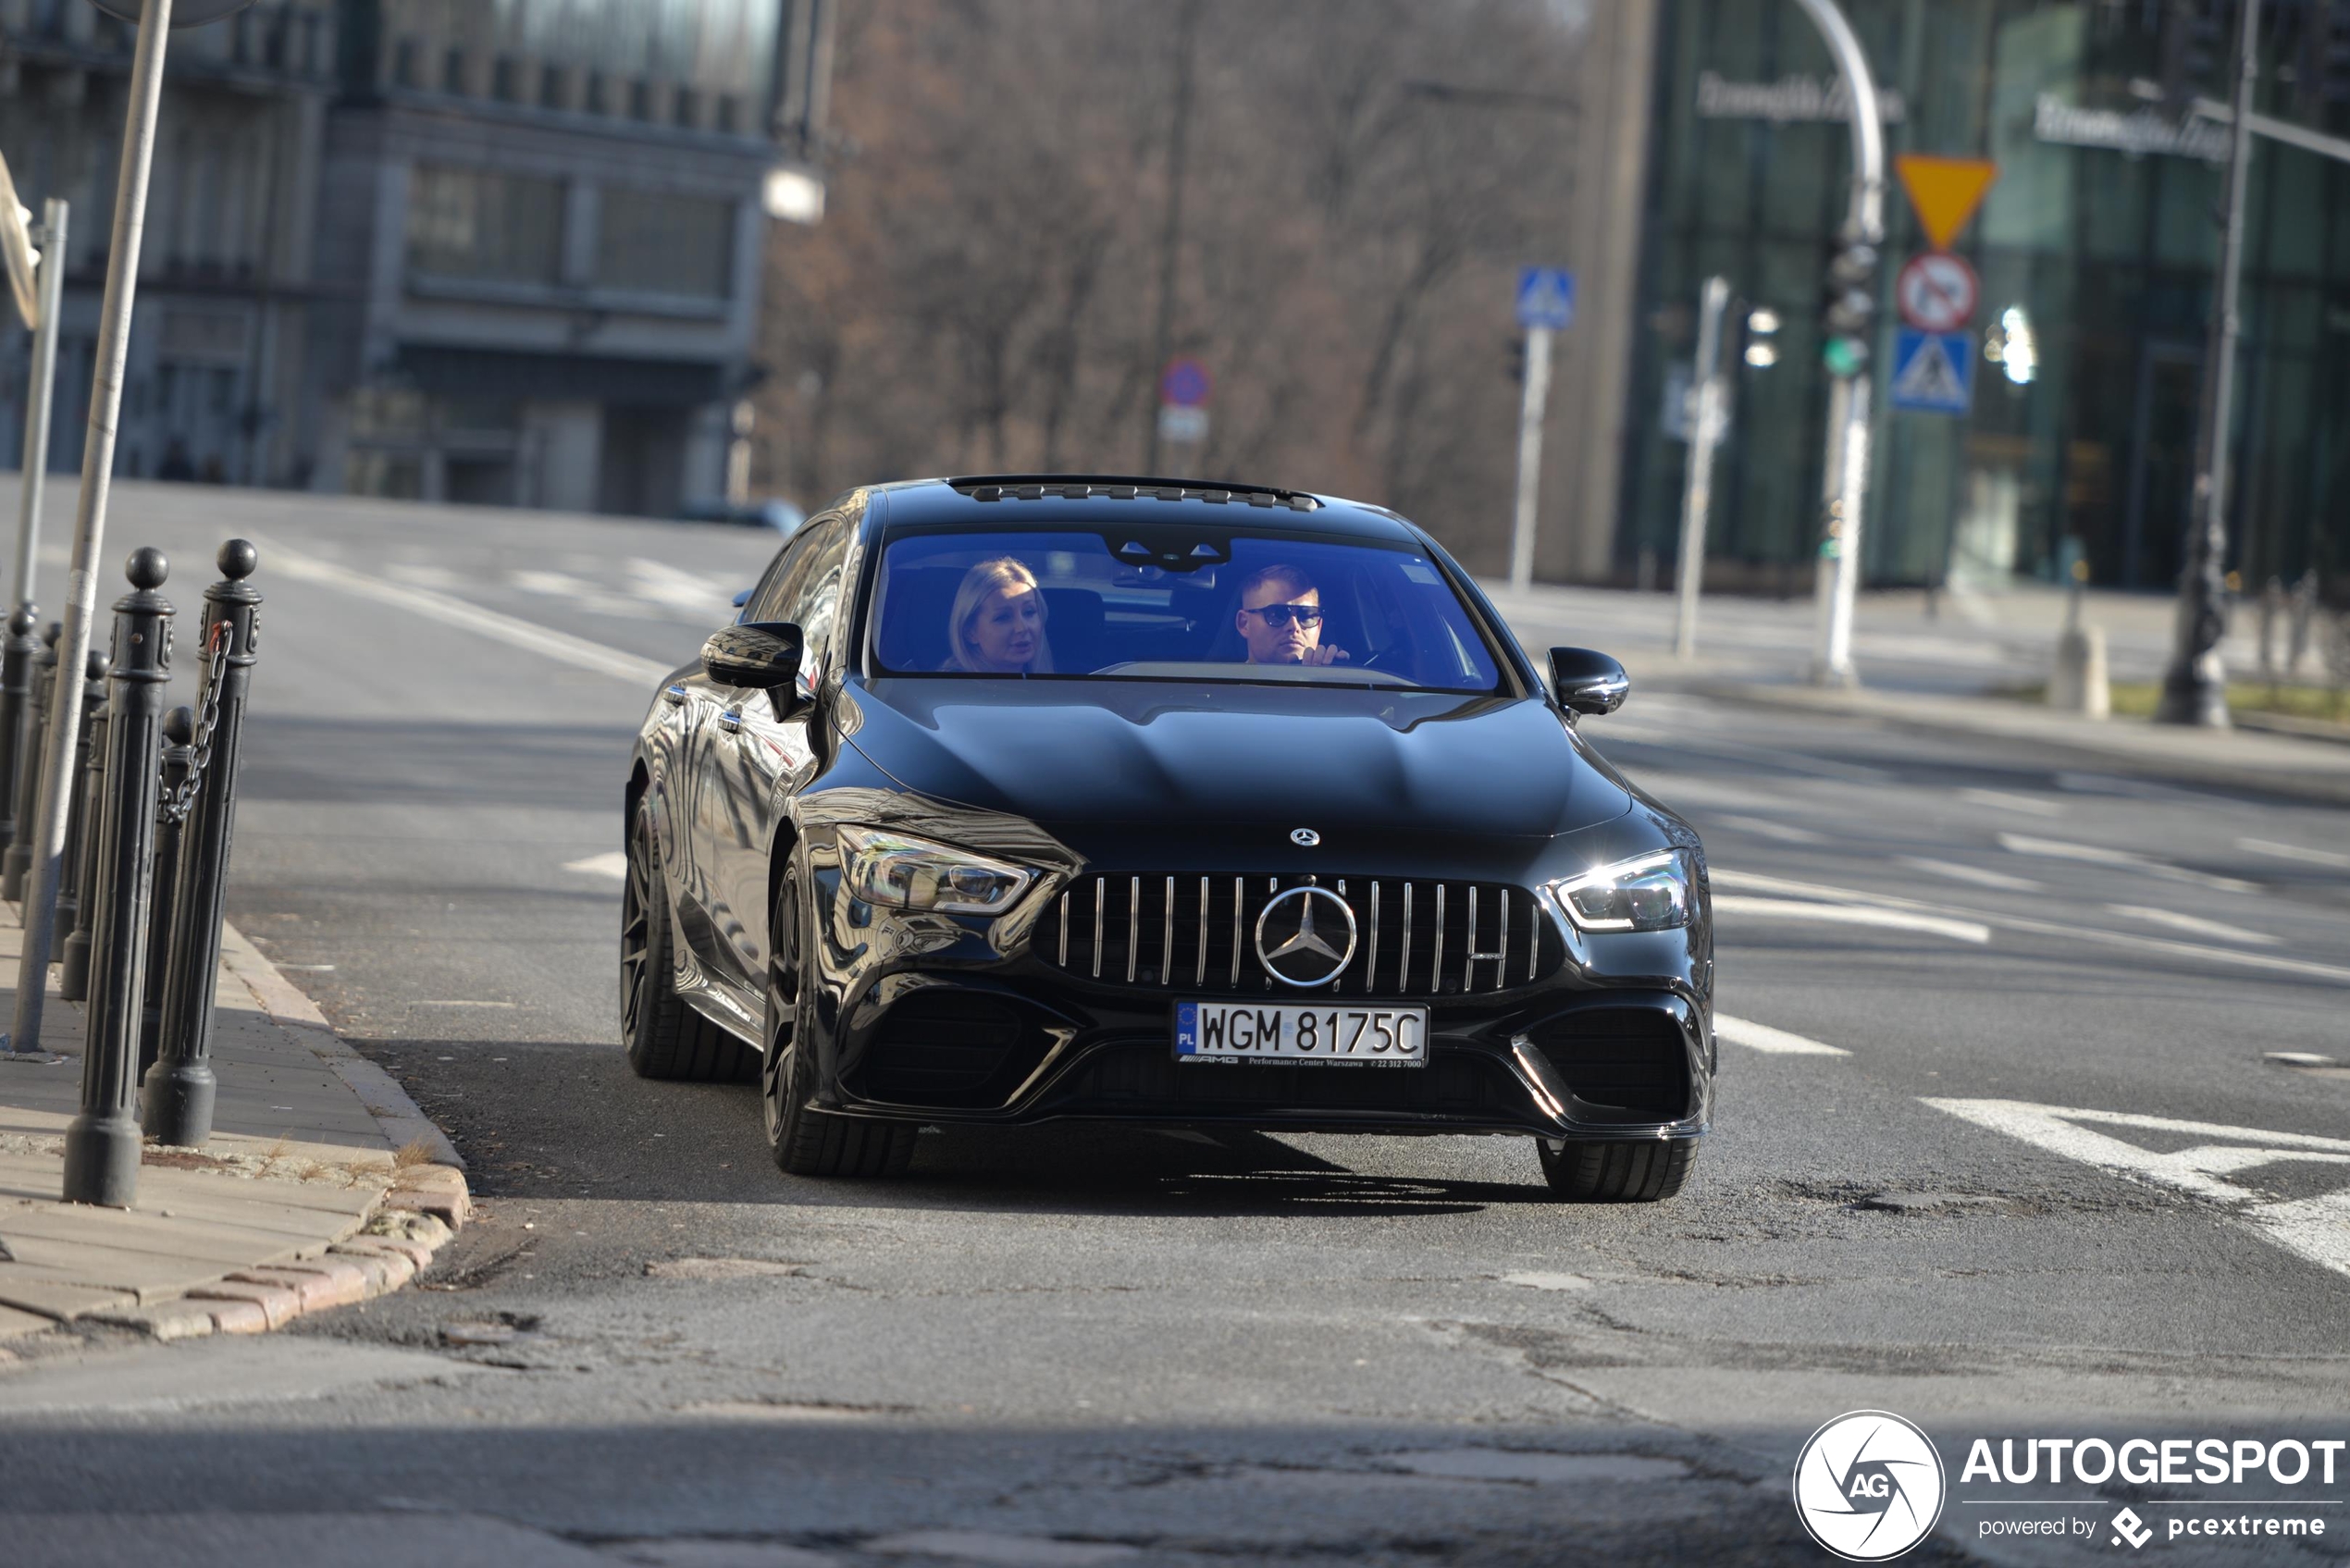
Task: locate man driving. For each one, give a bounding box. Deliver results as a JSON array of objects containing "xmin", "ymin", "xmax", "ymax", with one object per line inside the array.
[{"xmin": 1235, "ymin": 564, "xmax": 1351, "ymax": 666}]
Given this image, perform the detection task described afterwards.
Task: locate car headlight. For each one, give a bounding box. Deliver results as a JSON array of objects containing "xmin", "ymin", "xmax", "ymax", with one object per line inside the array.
[
  {"xmin": 1550, "ymin": 849, "xmax": 1694, "ymax": 932},
  {"xmin": 835, "ymin": 826, "xmax": 1035, "ymax": 916}
]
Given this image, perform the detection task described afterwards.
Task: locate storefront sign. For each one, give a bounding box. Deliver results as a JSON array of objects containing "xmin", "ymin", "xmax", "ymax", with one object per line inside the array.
[
  {"xmin": 2032, "ymin": 94, "xmax": 2226, "ymax": 161},
  {"xmin": 1696, "ymin": 72, "xmax": 1907, "ymax": 125}
]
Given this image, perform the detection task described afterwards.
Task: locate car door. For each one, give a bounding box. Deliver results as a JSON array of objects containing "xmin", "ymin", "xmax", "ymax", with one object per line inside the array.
[{"xmin": 700, "ymin": 515, "xmax": 851, "ymax": 1012}]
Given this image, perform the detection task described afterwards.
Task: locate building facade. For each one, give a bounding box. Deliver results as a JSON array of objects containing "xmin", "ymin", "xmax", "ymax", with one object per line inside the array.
[
  {"xmin": 1609, "ymin": 0, "xmax": 2350, "ymax": 594},
  {"xmin": 0, "ymin": 0, "xmax": 831, "ymax": 517}
]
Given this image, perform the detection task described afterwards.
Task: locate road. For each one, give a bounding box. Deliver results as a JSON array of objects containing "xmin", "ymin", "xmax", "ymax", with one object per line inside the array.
[{"xmin": 4, "ymin": 482, "xmax": 2347, "ymax": 1568}]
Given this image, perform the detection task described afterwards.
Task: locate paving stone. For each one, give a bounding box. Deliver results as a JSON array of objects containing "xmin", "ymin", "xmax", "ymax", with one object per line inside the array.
[
  {"xmin": 204, "ymin": 1297, "xmax": 271, "ymax": 1334},
  {"xmin": 183, "ymin": 1278, "xmax": 302, "ymax": 1329},
  {"xmin": 0, "ymin": 1276, "xmax": 136, "ymax": 1320}
]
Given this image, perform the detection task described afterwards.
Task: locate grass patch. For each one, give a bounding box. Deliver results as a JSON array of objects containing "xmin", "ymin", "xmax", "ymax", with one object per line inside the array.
[{"xmin": 2001, "ymin": 680, "xmax": 2350, "ymax": 722}]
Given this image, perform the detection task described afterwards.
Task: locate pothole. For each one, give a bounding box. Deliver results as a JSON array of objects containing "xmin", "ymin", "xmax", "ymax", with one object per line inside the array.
[
  {"xmin": 863, "ymin": 1531, "xmax": 1139, "ymax": 1565},
  {"xmin": 1496, "ymin": 1271, "xmax": 1593, "ymax": 1291},
  {"xmin": 645, "ymin": 1257, "xmax": 809, "ymax": 1280},
  {"xmin": 2267, "ymin": 1052, "xmax": 2350, "ymax": 1080},
  {"xmin": 1852, "ymin": 1190, "xmax": 2015, "ymax": 1216},
  {"xmin": 1379, "ymin": 1448, "xmax": 1691, "ymax": 1485},
  {"xmin": 677, "ymin": 1398, "xmax": 912, "ymax": 1421}
]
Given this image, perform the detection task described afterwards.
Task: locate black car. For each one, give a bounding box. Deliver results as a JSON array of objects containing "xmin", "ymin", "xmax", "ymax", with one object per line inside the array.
[{"xmin": 624, "ymin": 475, "xmax": 1713, "ymax": 1202}]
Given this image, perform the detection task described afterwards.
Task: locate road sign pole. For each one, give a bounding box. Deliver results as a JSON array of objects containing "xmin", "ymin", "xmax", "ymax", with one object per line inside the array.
[
  {"xmin": 1672, "ymin": 278, "xmax": 1730, "ymax": 660},
  {"xmin": 1507, "ymin": 325, "xmax": 1552, "ymax": 595},
  {"xmin": 2156, "ymin": 0, "xmax": 2259, "ymax": 729},
  {"xmin": 6, "ymin": 0, "xmax": 175, "ymax": 1058},
  {"xmin": 13, "ymin": 199, "xmax": 66, "ymax": 616}
]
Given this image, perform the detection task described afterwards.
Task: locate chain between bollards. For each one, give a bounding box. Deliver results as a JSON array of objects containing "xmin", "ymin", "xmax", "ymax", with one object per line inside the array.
[
  {"xmin": 61, "ymin": 549, "xmax": 173, "ymax": 1207},
  {"xmin": 141, "ymin": 539, "xmax": 260, "ymax": 1149}
]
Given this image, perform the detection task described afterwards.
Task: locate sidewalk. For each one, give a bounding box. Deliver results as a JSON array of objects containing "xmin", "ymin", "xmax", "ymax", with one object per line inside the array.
[
  {"xmin": 0, "ymin": 907, "xmax": 467, "ymax": 1345},
  {"xmin": 1483, "ymin": 577, "xmax": 2350, "ymax": 804}
]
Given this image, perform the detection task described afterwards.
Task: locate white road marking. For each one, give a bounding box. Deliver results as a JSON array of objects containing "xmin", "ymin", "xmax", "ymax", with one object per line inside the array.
[
  {"xmin": 1896, "ymin": 857, "xmax": 2044, "ymax": 893},
  {"xmin": 1712, "ymin": 895, "xmax": 1990, "ymax": 944},
  {"xmin": 1715, "ymin": 1015, "xmax": 1850, "ymax": 1056},
  {"xmin": 1925, "ymin": 1098, "xmax": 2350, "ymax": 1282},
  {"xmin": 1997, "ymin": 833, "xmax": 2257, "ymax": 894},
  {"xmin": 2103, "ymin": 904, "xmax": 2281, "ymax": 946},
  {"xmin": 1713, "ymin": 814, "xmax": 1824, "ymax": 844},
  {"xmin": 1617, "ymin": 732, "xmax": 1892, "ymax": 784},
  {"xmin": 1959, "ymin": 787, "xmax": 2063, "ymax": 816},
  {"xmin": 1713, "ymin": 869, "xmax": 2350, "ymax": 986},
  {"xmin": 2058, "ymin": 771, "xmax": 2238, "ymax": 809},
  {"xmin": 563, "ymin": 852, "xmax": 629, "ymax": 880},
  {"xmin": 255, "ymin": 535, "xmax": 673, "ymax": 685},
  {"xmin": 413, "ymin": 1000, "xmax": 519, "ymax": 1008},
  {"xmin": 626, "ymin": 557, "xmax": 739, "ymax": 613},
  {"xmin": 2239, "ymin": 837, "xmax": 2350, "ymax": 871},
  {"xmin": 1620, "ymin": 771, "xmax": 1787, "ymax": 813}
]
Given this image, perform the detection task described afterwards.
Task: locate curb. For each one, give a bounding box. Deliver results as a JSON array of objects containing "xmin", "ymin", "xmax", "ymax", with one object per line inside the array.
[
  {"xmin": 71, "ymin": 926, "xmax": 472, "ymax": 1344},
  {"xmin": 1704, "ymin": 681, "xmax": 2350, "ymax": 808}
]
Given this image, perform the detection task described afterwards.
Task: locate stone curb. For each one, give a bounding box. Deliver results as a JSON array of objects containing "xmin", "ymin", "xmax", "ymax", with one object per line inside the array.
[{"xmin": 64, "ymin": 927, "xmax": 473, "ymax": 1345}]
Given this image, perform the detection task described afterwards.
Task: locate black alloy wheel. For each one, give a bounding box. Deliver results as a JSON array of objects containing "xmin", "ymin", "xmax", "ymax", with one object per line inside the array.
[
  {"xmin": 763, "ymin": 848, "xmax": 918, "ymax": 1179},
  {"xmin": 622, "ymin": 802, "xmax": 755, "ymax": 1082},
  {"xmin": 1536, "ymin": 1138, "xmax": 1695, "ymax": 1203}
]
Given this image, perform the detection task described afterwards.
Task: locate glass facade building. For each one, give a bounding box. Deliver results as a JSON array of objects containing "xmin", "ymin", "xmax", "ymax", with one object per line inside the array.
[{"xmin": 1622, "ymin": 0, "xmax": 2350, "ymax": 594}]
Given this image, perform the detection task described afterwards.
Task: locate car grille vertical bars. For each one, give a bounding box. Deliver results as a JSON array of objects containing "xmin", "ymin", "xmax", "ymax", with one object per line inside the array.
[{"xmin": 1046, "ymin": 874, "xmax": 1547, "ymax": 996}]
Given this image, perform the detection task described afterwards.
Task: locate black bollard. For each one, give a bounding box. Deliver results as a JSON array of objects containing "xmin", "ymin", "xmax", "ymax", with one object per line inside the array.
[
  {"xmin": 142, "ymin": 540, "xmax": 261, "ymax": 1150},
  {"xmin": 58, "ymin": 692, "xmax": 110, "ymax": 1002},
  {"xmin": 0, "ymin": 604, "xmax": 40, "ymax": 858},
  {"xmin": 53, "ymin": 649, "xmax": 108, "ymax": 942},
  {"xmin": 139, "ymin": 706, "xmax": 194, "ymax": 1080},
  {"xmin": 62, "ymin": 549, "xmax": 174, "ymax": 1206},
  {"xmin": 2, "ymin": 623, "xmax": 58, "ymax": 902}
]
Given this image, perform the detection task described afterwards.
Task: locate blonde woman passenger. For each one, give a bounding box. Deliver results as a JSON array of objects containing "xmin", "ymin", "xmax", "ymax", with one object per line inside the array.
[{"xmin": 946, "ymin": 556, "xmax": 1055, "ymax": 673}]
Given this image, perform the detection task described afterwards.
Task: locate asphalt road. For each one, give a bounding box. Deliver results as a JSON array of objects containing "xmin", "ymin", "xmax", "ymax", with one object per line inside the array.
[{"xmin": 4, "ymin": 483, "xmax": 2347, "ymax": 1568}]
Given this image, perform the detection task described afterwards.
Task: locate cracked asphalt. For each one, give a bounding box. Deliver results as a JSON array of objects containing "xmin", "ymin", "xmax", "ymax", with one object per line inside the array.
[{"xmin": 2, "ymin": 486, "xmax": 2346, "ymax": 1567}]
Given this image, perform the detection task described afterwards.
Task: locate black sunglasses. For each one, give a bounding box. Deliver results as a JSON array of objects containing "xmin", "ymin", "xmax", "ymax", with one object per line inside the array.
[{"xmin": 1243, "ymin": 600, "xmax": 1324, "ymax": 629}]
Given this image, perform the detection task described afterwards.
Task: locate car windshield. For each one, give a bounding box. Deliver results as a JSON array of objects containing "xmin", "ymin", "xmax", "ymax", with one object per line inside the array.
[{"xmin": 869, "ymin": 525, "xmax": 1505, "ymax": 693}]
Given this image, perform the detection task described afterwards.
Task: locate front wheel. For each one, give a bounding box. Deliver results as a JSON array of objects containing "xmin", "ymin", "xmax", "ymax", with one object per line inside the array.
[
  {"xmin": 762, "ymin": 851, "xmax": 917, "ymax": 1179},
  {"xmin": 1536, "ymin": 1139, "xmax": 1695, "ymax": 1203},
  {"xmin": 623, "ymin": 802, "xmax": 755, "ymax": 1082}
]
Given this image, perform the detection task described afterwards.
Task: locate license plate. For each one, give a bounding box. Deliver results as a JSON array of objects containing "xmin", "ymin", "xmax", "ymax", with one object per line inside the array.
[{"xmin": 1173, "ymin": 1001, "xmax": 1429, "ymax": 1068}]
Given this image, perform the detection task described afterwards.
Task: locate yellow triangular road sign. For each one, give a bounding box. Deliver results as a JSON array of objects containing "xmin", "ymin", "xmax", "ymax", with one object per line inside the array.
[{"xmin": 1896, "ymin": 155, "xmax": 1998, "ymax": 251}]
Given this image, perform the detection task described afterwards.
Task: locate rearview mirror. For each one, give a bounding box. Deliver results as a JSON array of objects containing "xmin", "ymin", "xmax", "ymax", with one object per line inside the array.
[
  {"xmin": 703, "ymin": 622, "xmax": 803, "ymax": 690},
  {"xmin": 1548, "ymin": 647, "xmax": 1628, "ymax": 717}
]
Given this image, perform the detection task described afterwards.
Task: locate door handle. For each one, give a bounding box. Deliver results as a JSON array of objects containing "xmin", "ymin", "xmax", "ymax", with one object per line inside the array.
[
  {"xmin": 662, "ymin": 685, "xmax": 687, "ymax": 707},
  {"xmin": 717, "ymin": 709, "xmax": 743, "ymax": 734}
]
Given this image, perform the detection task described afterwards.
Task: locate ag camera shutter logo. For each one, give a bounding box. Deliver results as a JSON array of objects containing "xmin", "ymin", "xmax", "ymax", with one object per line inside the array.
[{"xmin": 1793, "ymin": 1410, "xmax": 1948, "ymax": 1561}]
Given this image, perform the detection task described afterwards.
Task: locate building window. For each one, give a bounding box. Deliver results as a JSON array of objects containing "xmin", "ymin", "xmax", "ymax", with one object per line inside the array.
[
  {"xmin": 406, "ymin": 166, "xmax": 564, "ymax": 286},
  {"xmin": 596, "ymin": 188, "xmax": 734, "ymax": 300}
]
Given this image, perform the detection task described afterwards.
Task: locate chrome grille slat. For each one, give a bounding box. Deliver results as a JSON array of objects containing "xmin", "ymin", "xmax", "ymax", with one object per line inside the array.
[
  {"xmin": 1092, "ymin": 877, "xmax": 1104, "ymax": 979},
  {"xmin": 1196, "ymin": 877, "xmax": 1208, "ymax": 987},
  {"xmin": 1432, "ymin": 884, "xmax": 1446, "ymax": 994},
  {"xmin": 1126, "ymin": 875, "xmax": 1141, "ymax": 983},
  {"xmin": 1161, "ymin": 876, "xmax": 1174, "ymax": 986},
  {"xmin": 1230, "ymin": 877, "xmax": 1243, "ymax": 987},
  {"xmin": 1058, "ymin": 891, "xmax": 1069, "ymax": 968},
  {"xmin": 1400, "ymin": 883, "xmax": 1414, "ymax": 994},
  {"xmin": 1368, "ymin": 883, "xmax": 1380, "ymax": 995}
]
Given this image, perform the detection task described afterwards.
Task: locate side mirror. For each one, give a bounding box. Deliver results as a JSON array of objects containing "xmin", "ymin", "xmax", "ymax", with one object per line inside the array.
[
  {"xmin": 703, "ymin": 622, "xmax": 803, "ymax": 690},
  {"xmin": 1549, "ymin": 647, "xmax": 1628, "ymax": 717}
]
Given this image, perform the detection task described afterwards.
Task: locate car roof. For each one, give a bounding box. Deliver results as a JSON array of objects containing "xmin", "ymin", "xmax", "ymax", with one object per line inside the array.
[{"xmin": 865, "ymin": 475, "xmax": 1421, "ymax": 543}]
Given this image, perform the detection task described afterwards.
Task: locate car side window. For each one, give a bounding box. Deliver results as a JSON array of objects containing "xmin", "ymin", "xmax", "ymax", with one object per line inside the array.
[
  {"xmin": 784, "ymin": 522, "xmax": 853, "ymax": 663},
  {"xmin": 748, "ymin": 516, "xmax": 838, "ymax": 625}
]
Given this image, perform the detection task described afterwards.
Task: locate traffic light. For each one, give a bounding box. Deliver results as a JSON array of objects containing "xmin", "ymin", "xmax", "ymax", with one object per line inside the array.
[
  {"xmin": 1507, "ymin": 335, "xmax": 1526, "ymax": 384},
  {"xmin": 2159, "ymin": 0, "xmax": 2227, "ymax": 109},
  {"xmin": 1820, "ymin": 241, "xmax": 1877, "ymax": 376},
  {"xmin": 1744, "ymin": 305, "xmax": 1781, "ymax": 369}
]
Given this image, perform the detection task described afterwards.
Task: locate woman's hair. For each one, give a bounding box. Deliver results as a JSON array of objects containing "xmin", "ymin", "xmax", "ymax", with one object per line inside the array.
[{"xmin": 946, "ymin": 556, "xmax": 1054, "ymax": 673}]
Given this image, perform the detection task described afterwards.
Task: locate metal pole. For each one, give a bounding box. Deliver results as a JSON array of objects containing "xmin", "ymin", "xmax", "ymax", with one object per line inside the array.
[
  {"xmin": 1673, "ymin": 278, "xmax": 1731, "ymax": 659},
  {"xmin": 3, "ymin": 623, "xmax": 56, "ymax": 905},
  {"xmin": 60, "ymin": 683, "xmax": 112, "ymax": 1002},
  {"xmin": 1508, "ymin": 326, "xmax": 1554, "ymax": 594},
  {"xmin": 61, "ymin": 549, "xmax": 172, "ymax": 1206},
  {"xmin": 5, "ymin": 0, "xmax": 177, "ymax": 1056},
  {"xmin": 142, "ymin": 539, "xmax": 260, "ymax": 1148},
  {"xmin": 52, "ymin": 653, "xmax": 106, "ymax": 964},
  {"xmin": 13, "ymin": 198, "xmax": 66, "ymax": 613},
  {"xmin": 0, "ymin": 605, "xmax": 37, "ymax": 858},
  {"xmin": 1792, "ymin": 0, "xmax": 1885, "ymax": 688},
  {"xmin": 1142, "ymin": 0, "xmax": 1200, "ymax": 474},
  {"xmin": 2156, "ymin": 0, "xmax": 2261, "ymax": 728}
]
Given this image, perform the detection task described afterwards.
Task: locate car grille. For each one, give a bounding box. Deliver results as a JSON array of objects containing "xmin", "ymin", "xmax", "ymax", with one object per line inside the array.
[{"xmin": 1033, "ymin": 873, "xmax": 1560, "ymax": 997}]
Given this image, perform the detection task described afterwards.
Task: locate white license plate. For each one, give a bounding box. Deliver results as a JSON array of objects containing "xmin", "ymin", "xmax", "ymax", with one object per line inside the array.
[{"xmin": 1174, "ymin": 1002, "xmax": 1429, "ymax": 1068}]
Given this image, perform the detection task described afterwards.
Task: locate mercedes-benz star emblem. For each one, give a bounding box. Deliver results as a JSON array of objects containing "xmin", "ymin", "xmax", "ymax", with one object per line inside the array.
[
  {"xmin": 1291, "ymin": 828, "xmax": 1320, "ymax": 846},
  {"xmin": 1254, "ymin": 886, "xmax": 1358, "ymax": 988}
]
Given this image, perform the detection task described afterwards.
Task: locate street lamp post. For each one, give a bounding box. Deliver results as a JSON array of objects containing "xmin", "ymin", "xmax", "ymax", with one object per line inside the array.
[
  {"xmin": 1790, "ymin": 0, "xmax": 1886, "ymax": 689},
  {"xmin": 2155, "ymin": 0, "xmax": 2261, "ymax": 729}
]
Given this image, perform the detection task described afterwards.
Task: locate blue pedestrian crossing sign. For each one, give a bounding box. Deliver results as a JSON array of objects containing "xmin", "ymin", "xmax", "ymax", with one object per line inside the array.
[
  {"xmin": 1889, "ymin": 328, "xmax": 1974, "ymax": 415},
  {"xmin": 1515, "ymin": 266, "xmax": 1576, "ymax": 330}
]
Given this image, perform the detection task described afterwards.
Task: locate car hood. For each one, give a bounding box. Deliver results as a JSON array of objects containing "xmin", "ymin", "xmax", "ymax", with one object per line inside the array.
[{"xmin": 835, "ymin": 676, "xmax": 1631, "ymax": 840}]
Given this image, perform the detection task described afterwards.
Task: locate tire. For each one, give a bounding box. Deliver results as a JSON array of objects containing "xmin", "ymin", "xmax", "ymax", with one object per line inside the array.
[
  {"xmin": 1536, "ymin": 1138, "xmax": 1696, "ymax": 1203},
  {"xmin": 622, "ymin": 801, "xmax": 756, "ymax": 1082},
  {"xmin": 762, "ymin": 850, "xmax": 918, "ymax": 1179}
]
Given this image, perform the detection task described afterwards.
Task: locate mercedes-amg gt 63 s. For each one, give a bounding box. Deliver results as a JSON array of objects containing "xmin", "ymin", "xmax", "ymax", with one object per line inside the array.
[{"xmin": 623, "ymin": 476, "xmax": 1713, "ymax": 1202}]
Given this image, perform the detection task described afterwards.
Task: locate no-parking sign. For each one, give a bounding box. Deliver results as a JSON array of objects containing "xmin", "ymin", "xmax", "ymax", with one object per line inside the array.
[{"xmin": 1895, "ymin": 252, "xmax": 1978, "ymax": 333}]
